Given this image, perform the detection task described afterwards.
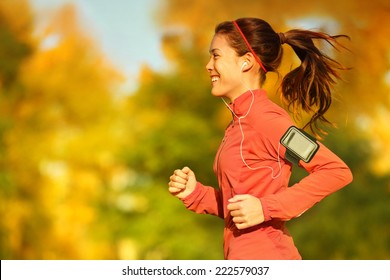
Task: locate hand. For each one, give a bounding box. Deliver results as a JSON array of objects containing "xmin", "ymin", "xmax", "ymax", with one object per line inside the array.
[
  {"xmin": 168, "ymin": 167, "xmax": 197, "ymax": 199},
  {"xmin": 227, "ymin": 194, "xmax": 265, "ymax": 230}
]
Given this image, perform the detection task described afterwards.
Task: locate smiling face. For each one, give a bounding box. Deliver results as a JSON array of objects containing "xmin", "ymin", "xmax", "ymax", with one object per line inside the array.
[{"xmin": 206, "ymin": 34, "xmax": 246, "ymax": 101}]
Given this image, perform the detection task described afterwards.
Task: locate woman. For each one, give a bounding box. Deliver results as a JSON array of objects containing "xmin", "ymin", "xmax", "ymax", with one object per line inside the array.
[{"xmin": 168, "ymin": 18, "xmax": 353, "ymax": 260}]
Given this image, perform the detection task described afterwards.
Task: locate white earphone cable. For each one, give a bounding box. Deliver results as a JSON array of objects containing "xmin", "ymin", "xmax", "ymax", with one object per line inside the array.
[{"xmin": 220, "ymin": 70, "xmax": 282, "ymax": 179}]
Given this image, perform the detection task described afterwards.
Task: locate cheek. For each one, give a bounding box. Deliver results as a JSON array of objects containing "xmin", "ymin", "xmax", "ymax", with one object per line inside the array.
[{"xmin": 214, "ymin": 61, "xmax": 232, "ymax": 78}]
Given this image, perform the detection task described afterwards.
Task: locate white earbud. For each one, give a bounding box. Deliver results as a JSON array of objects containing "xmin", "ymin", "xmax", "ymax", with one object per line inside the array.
[{"xmin": 241, "ymin": 61, "xmax": 248, "ymax": 71}]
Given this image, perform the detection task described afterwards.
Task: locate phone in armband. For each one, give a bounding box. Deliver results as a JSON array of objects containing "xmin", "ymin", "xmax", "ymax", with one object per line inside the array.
[{"xmin": 280, "ymin": 126, "xmax": 319, "ymax": 165}]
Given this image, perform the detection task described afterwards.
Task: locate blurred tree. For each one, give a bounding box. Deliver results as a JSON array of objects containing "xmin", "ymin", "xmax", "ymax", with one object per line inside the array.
[
  {"xmin": 0, "ymin": 1, "xmax": 127, "ymax": 259},
  {"xmin": 0, "ymin": 0, "xmax": 35, "ymax": 258},
  {"xmin": 1, "ymin": 0, "xmax": 389, "ymax": 260}
]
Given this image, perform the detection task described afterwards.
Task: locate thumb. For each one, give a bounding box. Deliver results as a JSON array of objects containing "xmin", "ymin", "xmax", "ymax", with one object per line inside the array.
[
  {"xmin": 228, "ymin": 194, "xmax": 249, "ymax": 203},
  {"xmin": 182, "ymin": 166, "xmax": 194, "ymax": 176},
  {"xmin": 182, "ymin": 166, "xmax": 197, "ymax": 190}
]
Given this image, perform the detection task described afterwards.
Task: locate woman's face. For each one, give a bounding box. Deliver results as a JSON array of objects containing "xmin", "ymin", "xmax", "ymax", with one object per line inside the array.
[{"xmin": 206, "ymin": 34, "xmax": 245, "ymax": 101}]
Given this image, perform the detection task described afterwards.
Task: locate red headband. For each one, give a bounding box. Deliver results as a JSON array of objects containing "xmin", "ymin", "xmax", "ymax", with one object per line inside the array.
[{"xmin": 232, "ymin": 20, "xmax": 267, "ymax": 73}]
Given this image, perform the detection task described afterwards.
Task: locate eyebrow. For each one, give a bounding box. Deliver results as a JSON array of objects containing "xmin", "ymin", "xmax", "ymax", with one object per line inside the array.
[{"xmin": 209, "ymin": 48, "xmax": 222, "ymax": 54}]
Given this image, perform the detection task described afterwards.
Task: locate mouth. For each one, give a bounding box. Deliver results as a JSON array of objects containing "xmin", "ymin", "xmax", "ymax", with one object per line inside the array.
[{"xmin": 210, "ymin": 75, "xmax": 220, "ymax": 85}]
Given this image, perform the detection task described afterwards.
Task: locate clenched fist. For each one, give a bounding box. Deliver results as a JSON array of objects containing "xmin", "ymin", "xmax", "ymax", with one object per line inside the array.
[
  {"xmin": 168, "ymin": 167, "xmax": 197, "ymax": 199},
  {"xmin": 227, "ymin": 194, "xmax": 265, "ymax": 230}
]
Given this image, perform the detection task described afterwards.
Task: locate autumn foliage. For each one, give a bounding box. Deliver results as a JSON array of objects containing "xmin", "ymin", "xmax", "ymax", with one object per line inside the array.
[{"xmin": 0, "ymin": 0, "xmax": 389, "ymax": 259}]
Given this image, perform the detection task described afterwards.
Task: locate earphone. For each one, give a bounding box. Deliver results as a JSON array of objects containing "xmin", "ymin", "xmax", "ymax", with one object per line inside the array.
[{"xmin": 241, "ymin": 61, "xmax": 248, "ymax": 71}]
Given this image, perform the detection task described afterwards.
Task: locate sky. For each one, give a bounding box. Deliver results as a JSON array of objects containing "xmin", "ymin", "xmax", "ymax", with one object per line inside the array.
[{"xmin": 29, "ymin": 0, "xmax": 167, "ymax": 90}]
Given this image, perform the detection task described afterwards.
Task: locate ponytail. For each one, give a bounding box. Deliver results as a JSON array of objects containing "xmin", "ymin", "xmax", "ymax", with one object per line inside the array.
[{"xmin": 280, "ymin": 30, "xmax": 350, "ymax": 137}]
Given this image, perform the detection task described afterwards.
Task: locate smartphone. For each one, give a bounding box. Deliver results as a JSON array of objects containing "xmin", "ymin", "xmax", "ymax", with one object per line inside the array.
[{"xmin": 280, "ymin": 126, "xmax": 319, "ymax": 163}]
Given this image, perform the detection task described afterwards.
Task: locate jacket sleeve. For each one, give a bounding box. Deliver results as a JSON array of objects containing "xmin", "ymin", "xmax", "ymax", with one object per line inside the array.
[
  {"xmin": 180, "ymin": 182, "xmax": 224, "ymax": 219},
  {"xmin": 260, "ymin": 142, "xmax": 353, "ymax": 221}
]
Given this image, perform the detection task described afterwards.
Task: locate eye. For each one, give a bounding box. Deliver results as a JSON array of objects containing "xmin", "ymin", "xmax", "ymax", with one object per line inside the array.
[{"xmin": 212, "ymin": 53, "xmax": 220, "ymax": 59}]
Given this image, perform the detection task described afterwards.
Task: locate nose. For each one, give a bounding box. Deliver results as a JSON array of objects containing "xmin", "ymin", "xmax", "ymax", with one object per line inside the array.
[{"xmin": 205, "ymin": 57, "xmax": 213, "ymax": 72}]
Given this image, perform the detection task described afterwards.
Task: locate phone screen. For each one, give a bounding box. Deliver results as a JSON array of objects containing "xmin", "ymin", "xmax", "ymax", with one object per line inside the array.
[{"xmin": 280, "ymin": 126, "xmax": 319, "ymax": 163}]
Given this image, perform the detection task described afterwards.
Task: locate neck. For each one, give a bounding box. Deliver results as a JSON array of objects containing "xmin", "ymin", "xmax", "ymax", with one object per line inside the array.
[
  {"xmin": 228, "ymin": 73, "xmax": 261, "ymax": 101},
  {"xmin": 221, "ymin": 88, "xmax": 256, "ymax": 119}
]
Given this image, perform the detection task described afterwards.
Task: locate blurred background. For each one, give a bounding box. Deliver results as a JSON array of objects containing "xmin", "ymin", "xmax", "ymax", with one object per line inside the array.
[{"xmin": 0, "ymin": 0, "xmax": 389, "ymax": 260}]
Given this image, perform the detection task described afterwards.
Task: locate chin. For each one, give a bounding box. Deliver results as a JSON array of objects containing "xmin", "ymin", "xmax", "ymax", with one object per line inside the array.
[{"xmin": 211, "ymin": 88, "xmax": 226, "ymax": 98}]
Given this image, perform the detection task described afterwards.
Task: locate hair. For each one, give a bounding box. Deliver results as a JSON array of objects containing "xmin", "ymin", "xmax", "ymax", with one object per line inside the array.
[{"xmin": 215, "ymin": 18, "xmax": 350, "ymax": 137}]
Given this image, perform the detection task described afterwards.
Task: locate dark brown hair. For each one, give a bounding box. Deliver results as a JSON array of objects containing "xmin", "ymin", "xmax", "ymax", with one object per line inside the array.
[{"xmin": 215, "ymin": 18, "xmax": 350, "ymax": 137}]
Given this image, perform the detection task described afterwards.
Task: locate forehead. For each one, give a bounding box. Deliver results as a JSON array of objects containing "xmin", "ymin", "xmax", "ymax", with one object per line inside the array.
[{"xmin": 209, "ymin": 34, "xmax": 236, "ymax": 55}]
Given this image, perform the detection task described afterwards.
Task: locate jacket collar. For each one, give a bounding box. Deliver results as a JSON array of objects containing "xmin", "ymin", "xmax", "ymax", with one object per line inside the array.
[{"xmin": 228, "ymin": 89, "xmax": 267, "ymax": 117}]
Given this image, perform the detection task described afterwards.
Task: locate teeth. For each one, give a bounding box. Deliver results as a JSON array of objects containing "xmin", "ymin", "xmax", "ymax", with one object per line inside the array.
[{"xmin": 211, "ymin": 76, "xmax": 219, "ymax": 82}]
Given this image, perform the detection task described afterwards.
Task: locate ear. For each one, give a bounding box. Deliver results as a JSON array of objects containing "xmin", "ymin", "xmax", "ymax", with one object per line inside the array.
[{"xmin": 240, "ymin": 53, "xmax": 256, "ymax": 72}]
